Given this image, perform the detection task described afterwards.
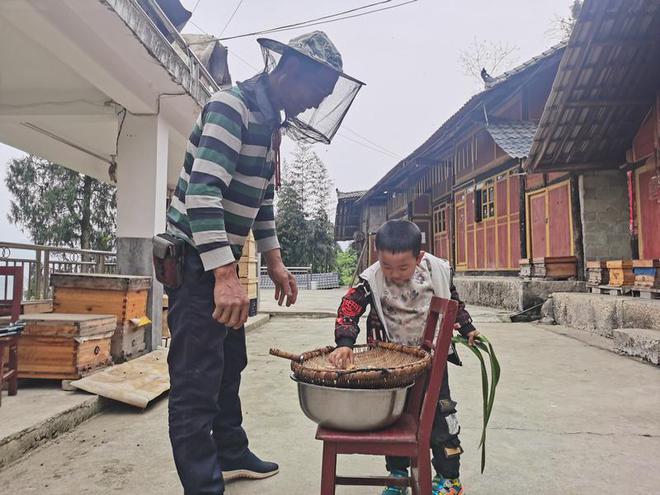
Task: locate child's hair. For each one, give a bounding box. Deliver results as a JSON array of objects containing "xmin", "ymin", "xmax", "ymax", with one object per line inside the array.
[{"xmin": 375, "ymin": 220, "xmax": 421, "ymax": 256}]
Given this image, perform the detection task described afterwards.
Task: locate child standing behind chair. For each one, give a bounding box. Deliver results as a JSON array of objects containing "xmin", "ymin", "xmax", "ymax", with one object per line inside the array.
[{"xmin": 328, "ymin": 220, "xmax": 479, "ymax": 495}]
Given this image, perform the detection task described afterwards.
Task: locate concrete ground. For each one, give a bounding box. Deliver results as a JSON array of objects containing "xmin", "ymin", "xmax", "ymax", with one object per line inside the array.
[{"xmin": 1, "ymin": 302, "xmax": 659, "ymax": 494}]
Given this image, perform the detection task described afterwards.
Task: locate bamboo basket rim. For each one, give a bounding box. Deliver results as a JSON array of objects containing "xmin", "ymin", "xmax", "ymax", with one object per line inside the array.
[{"xmin": 281, "ymin": 341, "xmax": 431, "ymax": 389}]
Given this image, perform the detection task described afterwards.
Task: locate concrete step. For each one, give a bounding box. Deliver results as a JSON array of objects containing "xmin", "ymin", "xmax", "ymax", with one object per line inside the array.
[{"xmin": 613, "ymin": 328, "xmax": 660, "ymax": 366}]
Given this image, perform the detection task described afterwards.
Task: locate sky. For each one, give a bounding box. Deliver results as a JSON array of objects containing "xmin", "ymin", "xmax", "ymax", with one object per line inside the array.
[{"xmin": 0, "ymin": 0, "xmax": 573, "ymax": 244}]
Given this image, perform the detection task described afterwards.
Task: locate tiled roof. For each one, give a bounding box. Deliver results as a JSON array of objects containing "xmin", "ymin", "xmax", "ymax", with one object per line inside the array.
[
  {"xmin": 485, "ymin": 41, "xmax": 567, "ymax": 88},
  {"xmin": 336, "ymin": 190, "xmax": 367, "ymax": 200},
  {"xmin": 486, "ymin": 119, "xmax": 538, "ymax": 159}
]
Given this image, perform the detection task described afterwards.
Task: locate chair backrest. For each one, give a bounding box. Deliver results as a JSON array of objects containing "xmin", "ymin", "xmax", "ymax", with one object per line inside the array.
[
  {"xmin": 404, "ymin": 296, "xmax": 458, "ymax": 439},
  {"xmin": 0, "ymin": 266, "xmax": 24, "ymax": 323}
]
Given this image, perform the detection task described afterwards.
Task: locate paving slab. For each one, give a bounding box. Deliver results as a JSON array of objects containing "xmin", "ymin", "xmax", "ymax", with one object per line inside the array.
[{"xmin": 1, "ymin": 305, "xmax": 659, "ymax": 494}]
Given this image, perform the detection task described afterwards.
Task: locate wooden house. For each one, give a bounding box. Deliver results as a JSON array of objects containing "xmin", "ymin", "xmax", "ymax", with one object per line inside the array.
[
  {"xmin": 338, "ymin": 0, "xmax": 660, "ymax": 291},
  {"xmin": 526, "ymin": 0, "xmax": 660, "ymax": 276}
]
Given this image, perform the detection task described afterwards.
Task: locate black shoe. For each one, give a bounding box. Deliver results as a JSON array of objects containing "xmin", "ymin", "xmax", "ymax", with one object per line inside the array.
[{"xmin": 221, "ymin": 450, "xmax": 279, "ymax": 481}]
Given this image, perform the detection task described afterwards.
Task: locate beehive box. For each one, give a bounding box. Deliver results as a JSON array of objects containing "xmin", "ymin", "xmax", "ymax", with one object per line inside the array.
[
  {"xmin": 17, "ymin": 313, "xmax": 115, "ymax": 380},
  {"xmin": 632, "ymin": 259, "xmax": 660, "ymax": 289},
  {"xmin": 519, "ymin": 258, "xmax": 532, "ymax": 278},
  {"xmin": 51, "ymin": 273, "xmax": 151, "ymax": 362},
  {"xmin": 586, "ymin": 260, "xmax": 609, "ymax": 287},
  {"xmin": 534, "ymin": 256, "xmax": 577, "ymax": 280},
  {"xmin": 238, "ymin": 233, "xmax": 258, "ymax": 317},
  {"xmin": 605, "ymin": 260, "xmax": 635, "ymax": 287}
]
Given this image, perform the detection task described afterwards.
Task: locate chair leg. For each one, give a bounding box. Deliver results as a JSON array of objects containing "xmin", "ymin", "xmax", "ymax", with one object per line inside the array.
[
  {"xmin": 410, "ymin": 455, "xmax": 419, "ymax": 495},
  {"xmin": 320, "ymin": 442, "xmax": 337, "ymax": 495},
  {"xmin": 0, "ymin": 343, "xmax": 5, "ymax": 407},
  {"xmin": 417, "ymin": 449, "xmax": 433, "ymax": 495},
  {"xmin": 8, "ymin": 342, "xmax": 18, "ymax": 396}
]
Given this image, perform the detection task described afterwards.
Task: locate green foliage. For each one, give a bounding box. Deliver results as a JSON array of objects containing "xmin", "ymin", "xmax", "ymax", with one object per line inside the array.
[
  {"xmin": 276, "ymin": 144, "xmax": 338, "ymax": 272},
  {"xmin": 5, "ymin": 155, "xmax": 117, "ymax": 250},
  {"xmin": 336, "ymin": 246, "xmax": 358, "ymax": 286}
]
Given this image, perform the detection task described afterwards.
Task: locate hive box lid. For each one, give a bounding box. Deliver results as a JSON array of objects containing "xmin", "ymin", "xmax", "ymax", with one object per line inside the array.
[
  {"xmin": 51, "ymin": 273, "xmax": 152, "ymax": 291},
  {"xmin": 605, "ymin": 260, "xmax": 633, "ymax": 269},
  {"xmin": 632, "ymin": 259, "xmax": 660, "ymax": 268},
  {"xmin": 20, "ymin": 313, "xmax": 117, "ymax": 337}
]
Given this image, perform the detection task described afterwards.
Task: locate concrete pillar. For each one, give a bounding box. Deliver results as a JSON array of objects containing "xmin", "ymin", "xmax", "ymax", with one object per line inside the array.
[{"xmin": 115, "ymin": 114, "xmax": 169, "ymax": 351}]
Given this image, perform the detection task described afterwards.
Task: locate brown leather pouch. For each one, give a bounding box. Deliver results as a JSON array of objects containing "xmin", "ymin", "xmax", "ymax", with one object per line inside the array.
[{"xmin": 152, "ymin": 233, "xmax": 186, "ymax": 289}]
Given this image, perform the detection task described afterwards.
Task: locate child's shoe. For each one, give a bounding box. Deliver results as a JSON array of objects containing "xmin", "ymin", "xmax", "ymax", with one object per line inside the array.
[
  {"xmin": 381, "ymin": 469, "xmax": 409, "ymax": 495},
  {"xmin": 432, "ymin": 475, "xmax": 464, "ymax": 495}
]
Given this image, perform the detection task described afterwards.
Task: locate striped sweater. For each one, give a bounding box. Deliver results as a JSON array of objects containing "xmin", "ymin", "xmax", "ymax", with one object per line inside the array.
[{"xmin": 166, "ymin": 75, "xmax": 281, "ymax": 271}]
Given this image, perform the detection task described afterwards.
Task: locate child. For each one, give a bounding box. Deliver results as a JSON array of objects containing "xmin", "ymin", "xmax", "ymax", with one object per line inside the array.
[{"xmin": 329, "ymin": 220, "xmax": 478, "ymax": 495}]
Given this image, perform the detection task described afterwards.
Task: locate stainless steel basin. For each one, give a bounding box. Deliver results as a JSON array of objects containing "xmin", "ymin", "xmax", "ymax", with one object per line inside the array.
[{"xmin": 293, "ymin": 376, "xmax": 412, "ymax": 431}]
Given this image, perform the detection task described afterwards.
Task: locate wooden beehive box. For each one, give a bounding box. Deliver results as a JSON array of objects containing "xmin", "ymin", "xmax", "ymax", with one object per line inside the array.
[
  {"xmin": 632, "ymin": 259, "xmax": 660, "ymax": 289},
  {"xmin": 519, "ymin": 258, "xmax": 532, "ymax": 278},
  {"xmin": 17, "ymin": 313, "xmax": 115, "ymax": 380},
  {"xmin": 238, "ymin": 232, "xmax": 258, "ymax": 317},
  {"xmin": 605, "ymin": 260, "xmax": 635, "ymax": 287},
  {"xmin": 586, "ymin": 260, "xmax": 609, "ymax": 287},
  {"xmin": 532, "ymin": 257, "xmax": 577, "ymax": 280},
  {"xmin": 51, "ymin": 273, "xmax": 151, "ymax": 362}
]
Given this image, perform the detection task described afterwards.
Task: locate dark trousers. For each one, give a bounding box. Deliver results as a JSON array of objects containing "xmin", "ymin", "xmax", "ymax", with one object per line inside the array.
[
  {"xmin": 166, "ymin": 249, "xmax": 249, "ymax": 495},
  {"xmin": 386, "ymin": 369, "xmax": 462, "ymax": 479}
]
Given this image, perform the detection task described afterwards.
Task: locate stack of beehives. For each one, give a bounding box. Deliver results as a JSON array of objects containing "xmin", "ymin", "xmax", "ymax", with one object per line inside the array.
[
  {"xmin": 51, "ymin": 273, "xmax": 151, "ymax": 363},
  {"xmin": 238, "ymin": 232, "xmax": 258, "ymax": 316},
  {"xmin": 586, "ymin": 260, "xmax": 608, "ymax": 288}
]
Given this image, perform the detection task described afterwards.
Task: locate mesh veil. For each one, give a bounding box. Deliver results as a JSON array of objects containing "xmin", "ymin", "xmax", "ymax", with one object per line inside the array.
[{"xmin": 260, "ymin": 45, "xmax": 364, "ymax": 144}]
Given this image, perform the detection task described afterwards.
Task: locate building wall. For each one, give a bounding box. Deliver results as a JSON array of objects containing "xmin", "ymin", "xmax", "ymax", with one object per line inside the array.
[
  {"xmin": 454, "ymin": 168, "xmax": 521, "ymax": 272},
  {"xmin": 579, "ymin": 170, "xmax": 632, "ymax": 261}
]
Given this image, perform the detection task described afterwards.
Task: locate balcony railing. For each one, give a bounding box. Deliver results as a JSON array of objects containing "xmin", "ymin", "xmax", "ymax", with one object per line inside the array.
[{"xmin": 0, "ymin": 241, "xmax": 117, "ymax": 301}]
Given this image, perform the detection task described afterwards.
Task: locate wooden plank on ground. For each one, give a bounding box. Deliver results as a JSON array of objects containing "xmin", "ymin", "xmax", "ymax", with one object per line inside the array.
[{"xmin": 70, "ymin": 349, "xmax": 169, "ymax": 408}]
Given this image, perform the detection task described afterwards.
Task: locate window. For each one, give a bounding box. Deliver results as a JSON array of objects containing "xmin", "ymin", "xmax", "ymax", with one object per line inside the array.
[
  {"xmin": 433, "ymin": 206, "xmax": 447, "ymax": 234},
  {"xmin": 475, "ymin": 180, "xmax": 495, "ymax": 222}
]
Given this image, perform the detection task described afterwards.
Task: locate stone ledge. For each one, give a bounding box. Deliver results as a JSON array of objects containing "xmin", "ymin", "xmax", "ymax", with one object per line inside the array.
[
  {"xmin": 454, "ymin": 276, "xmax": 586, "ymax": 311},
  {"xmin": 551, "ymin": 292, "xmax": 660, "ymax": 338},
  {"xmin": 613, "ymin": 328, "xmax": 660, "ymax": 365},
  {"xmin": 0, "ymin": 396, "xmax": 106, "ymax": 470}
]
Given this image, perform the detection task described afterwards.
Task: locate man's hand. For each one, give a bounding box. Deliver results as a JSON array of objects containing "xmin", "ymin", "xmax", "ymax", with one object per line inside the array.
[
  {"xmin": 264, "ymin": 249, "xmax": 298, "ymax": 307},
  {"xmin": 454, "ymin": 323, "xmax": 480, "ymax": 346},
  {"xmin": 328, "ymin": 347, "xmax": 354, "ymax": 369},
  {"xmin": 212, "ymin": 263, "xmax": 249, "ymax": 329}
]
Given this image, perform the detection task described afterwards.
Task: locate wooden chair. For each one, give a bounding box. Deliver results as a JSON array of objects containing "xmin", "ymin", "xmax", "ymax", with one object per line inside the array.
[
  {"xmin": 316, "ymin": 296, "xmax": 459, "ymax": 495},
  {"xmin": 0, "ymin": 266, "xmax": 23, "ymax": 406}
]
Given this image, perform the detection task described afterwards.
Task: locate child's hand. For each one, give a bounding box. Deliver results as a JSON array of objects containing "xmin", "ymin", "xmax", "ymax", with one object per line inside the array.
[
  {"xmin": 454, "ymin": 324, "xmax": 480, "ymax": 346},
  {"xmin": 328, "ymin": 347, "xmax": 354, "ymax": 369}
]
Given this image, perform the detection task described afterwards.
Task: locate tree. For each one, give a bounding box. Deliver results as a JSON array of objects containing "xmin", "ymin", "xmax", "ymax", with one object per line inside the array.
[
  {"xmin": 275, "ymin": 143, "xmax": 337, "ymax": 271},
  {"xmin": 458, "ymin": 37, "xmax": 519, "ymax": 89},
  {"xmin": 5, "ymin": 155, "xmax": 117, "ymax": 251},
  {"xmin": 336, "ymin": 245, "xmax": 359, "ymax": 286},
  {"xmin": 547, "ymin": 0, "xmax": 583, "ymax": 41},
  {"xmin": 275, "ymin": 176, "xmax": 309, "ymax": 267}
]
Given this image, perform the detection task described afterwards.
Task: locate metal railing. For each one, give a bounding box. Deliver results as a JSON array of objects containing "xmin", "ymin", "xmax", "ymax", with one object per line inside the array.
[
  {"xmin": 132, "ymin": 0, "xmax": 220, "ymax": 102},
  {"xmin": 261, "ymin": 266, "xmax": 313, "ymax": 290},
  {"xmin": 0, "ymin": 241, "xmax": 117, "ymax": 301}
]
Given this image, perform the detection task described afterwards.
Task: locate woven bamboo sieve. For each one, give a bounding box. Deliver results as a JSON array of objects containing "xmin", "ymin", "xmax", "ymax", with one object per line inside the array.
[{"xmin": 270, "ymin": 341, "xmax": 431, "ymax": 389}]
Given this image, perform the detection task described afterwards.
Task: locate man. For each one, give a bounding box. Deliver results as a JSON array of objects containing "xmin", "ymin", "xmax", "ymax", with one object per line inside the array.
[{"xmin": 164, "ymin": 31, "xmax": 363, "ymax": 495}]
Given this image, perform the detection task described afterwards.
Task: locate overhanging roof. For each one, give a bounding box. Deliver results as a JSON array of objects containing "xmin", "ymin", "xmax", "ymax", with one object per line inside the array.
[
  {"xmin": 526, "ymin": 0, "xmax": 660, "ymax": 172},
  {"xmin": 486, "ymin": 119, "xmax": 538, "ymax": 159},
  {"xmin": 357, "ymin": 43, "xmax": 565, "ymax": 205}
]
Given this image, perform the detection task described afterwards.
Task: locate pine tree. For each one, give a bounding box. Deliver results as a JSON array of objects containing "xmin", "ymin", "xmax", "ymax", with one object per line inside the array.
[
  {"xmin": 275, "ymin": 143, "xmax": 338, "ymax": 271},
  {"xmin": 5, "ymin": 155, "xmax": 117, "ymax": 251}
]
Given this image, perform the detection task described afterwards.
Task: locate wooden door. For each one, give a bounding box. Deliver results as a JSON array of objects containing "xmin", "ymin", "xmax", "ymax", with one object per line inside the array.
[
  {"xmin": 433, "ymin": 204, "xmax": 452, "ymax": 262},
  {"xmin": 528, "ymin": 191, "xmax": 547, "ymax": 258},
  {"xmin": 527, "ymin": 181, "xmax": 573, "ymax": 259},
  {"xmin": 455, "ymin": 202, "xmax": 467, "ymax": 268},
  {"xmin": 636, "ymin": 162, "xmax": 660, "ymax": 259},
  {"xmin": 547, "ymin": 182, "xmax": 572, "ymax": 257}
]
